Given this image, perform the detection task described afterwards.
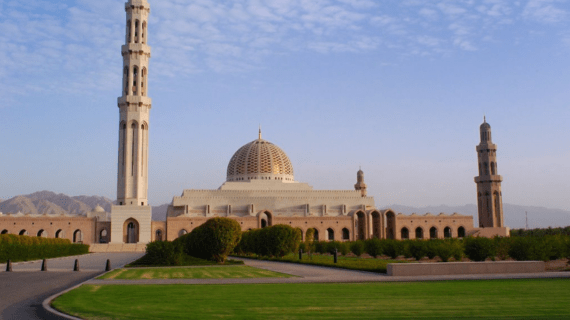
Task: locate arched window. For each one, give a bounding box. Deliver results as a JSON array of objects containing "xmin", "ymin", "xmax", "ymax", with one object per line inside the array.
[
  {"xmin": 19, "ymin": 230, "xmax": 28, "ymax": 236},
  {"xmin": 478, "ymin": 163, "xmax": 482, "ymax": 176},
  {"xmin": 155, "ymin": 229, "xmax": 163, "ymax": 241},
  {"xmin": 401, "ymin": 227, "xmax": 409, "ymax": 239},
  {"xmin": 179, "ymin": 229, "xmax": 188, "ymax": 237},
  {"xmin": 491, "ymin": 162, "xmax": 496, "ymax": 175},
  {"xmin": 458, "ymin": 226, "xmax": 466, "ymax": 238},
  {"xmin": 484, "ymin": 162, "xmax": 489, "ymax": 175},
  {"xmin": 415, "ymin": 227, "xmax": 423, "ymax": 239},
  {"xmin": 37, "ymin": 229, "xmax": 47, "ymax": 238},
  {"xmin": 141, "ymin": 68, "xmax": 147, "ymax": 96},
  {"xmin": 1, "ymin": 230, "xmax": 8, "ymax": 234},
  {"xmin": 314, "ymin": 229, "xmax": 319, "ymax": 241},
  {"xmin": 142, "ymin": 21, "xmax": 147, "ymax": 44},
  {"xmin": 131, "ymin": 122, "xmax": 137, "ymax": 176},
  {"xmin": 327, "ymin": 228, "xmax": 334, "ymax": 241},
  {"xmin": 73, "ymin": 230, "xmax": 83, "ymax": 243},
  {"xmin": 123, "ymin": 67, "xmax": 129, "ymax": 95},
  {"xmin": 134, "ymin": 20, "xmax": 140, "ymax": 43},
  {"xmin": 127, "ymin": 20, "xmax": 131, "ymax": 43},
  {"xmin": 342, "ymin": 228, "xmax": 349, "ymax": 240},
  {"xmin": 132, "ymin": 66, "xmax": 138, "ymax": 95},
  {"xmin": 429, "ymin": 227, "xmax": 437, "ymax": 239},
  {"xmin": 55, "ymin": 229, "xmax": 64, "ymax": 238},
  {"xmin": 444, "ymin": 227, "xmax": 452, "ymax": 238}
]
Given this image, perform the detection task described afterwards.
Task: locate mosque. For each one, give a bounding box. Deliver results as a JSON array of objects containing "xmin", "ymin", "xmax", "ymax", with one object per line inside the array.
[{"xmin": 0, "ymin": 0, "xmax": 509, "ymax": 250}]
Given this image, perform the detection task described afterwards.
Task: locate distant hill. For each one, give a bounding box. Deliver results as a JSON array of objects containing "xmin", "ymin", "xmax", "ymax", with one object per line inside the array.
[
  {"xmin": 1, "ymin": 191, "xmax": 567, "ymax": 227},
  {"xmin": 382, "ymin": 204, "xmax": 570, "ymax": 229},
  {"xmin": 0, "ymin": 191, "xmax": 168, "ymax": 220}
]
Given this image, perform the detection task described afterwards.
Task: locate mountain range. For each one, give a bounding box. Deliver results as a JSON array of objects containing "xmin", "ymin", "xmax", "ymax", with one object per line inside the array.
[{"xmin": 1, "ymin": 191, "xmax": 568, "ymax": 229}]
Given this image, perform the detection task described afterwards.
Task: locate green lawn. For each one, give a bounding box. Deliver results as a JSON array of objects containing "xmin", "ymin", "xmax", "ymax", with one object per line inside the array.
[
  {"xmin": 126, "ymin": 253, "xmax": 243, "ymax": 267},
  {"xmin": 240, "ymin": 253, "xmax": 408, "ymax": 273},
  {"xmin": 98, "ymin": 266, "xmax": 293, "ymax": 280},
  {"xmin": 53, "ymin": 279, "xmax": 570, "ymax": 319}
]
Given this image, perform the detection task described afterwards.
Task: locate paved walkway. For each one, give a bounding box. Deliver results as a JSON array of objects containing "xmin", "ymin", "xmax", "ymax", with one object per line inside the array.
[
  {"xmin": 0, "ymin": 252, "xmax": 144, "ymax": 320},
  {"xmin": 86, "ymin": 257, "xmax": 570, "ymax": 285}
]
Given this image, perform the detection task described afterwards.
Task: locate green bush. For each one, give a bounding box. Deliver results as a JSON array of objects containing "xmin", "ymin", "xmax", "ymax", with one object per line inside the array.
[
  {"xmin": 543, "ymin": 235, "xmax": 567, "ymax": 260},
  {"xmin": 383, "ymin": 240, "xmax": 402, "ymax": 259},
  {"xmin": 314, "ymin": 241, "xmax": 328, "ymax": 254},
  {"xmin": 350, "ymin": 241, "xmax": 365, "ymax": 257},
  {"xmin": 425, "ymin": 240, "xmax": 438, "ymax": 259},
  {"xmin": 508, "ymin": 237, "xmax": 549, "ymax": 261},
  {"xmin": 493, "ymin": 236, "xmax": 510, "ymax": 260},
  {"xmin": 0, "ymin": 234, "xmax": 88, "ymax": 263},
  {"xmin": 178, "ymin": 217, "xmax": 241, "ymax": 263},
  {"xmin": 365, "ymin": 239, "xmax": 383, "ymax": 258},
  {"xmin": 237, "ymin": 224, "xmax": 301, "ymax": 258},
  {"xmin": 408, "ymin": 240, "xmax": 427, "ymax": 261},
  {"xmin": 325, "ymin": 241, "xmax": 345, "ymax": 254},
  {"xmin": 143, "ymin": 241, "xmax": 182, "ymax": 266},
  {"xmin": 464, "ymin": 237, "xmax": 495, "ymax": 261},
  {"xmin": 435, "ymin": 240, "xmax": 454, "ymax": 262}
]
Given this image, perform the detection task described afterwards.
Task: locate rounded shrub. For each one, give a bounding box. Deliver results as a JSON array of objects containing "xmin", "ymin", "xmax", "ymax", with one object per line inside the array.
[
  {"xmin": 365, "ymin": 238, "xmax": 383, "ymax": 258},
  {"xmin": 314, "ymin": 241, "xmax": 328, "ymax": 254},
  {"xmin": 179, "ymin": 217, "xmax": 241, "ymax": 263},
  {"xmin": 383, "ymin": 239, "xmax": 402, "ymax": 259},
  {"xmin": 409, "ymin": 240, "xmax": 427, "ymax": 261},
  {"xmin": 350, "ymin": 240, "xmax": 365, "ymax": 257},
  {"xmin": 144, "ymin": 241, "xmax": 182, "ymax": 266},
  {"xmin": 463, "ymin": 237, "xmax": 495, "ymax": 261}
]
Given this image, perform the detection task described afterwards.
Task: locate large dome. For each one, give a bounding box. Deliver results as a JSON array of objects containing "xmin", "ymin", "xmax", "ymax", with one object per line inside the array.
[{"xmin": 226, "ymin": 136, "xmax": 294, "ymax": 182}]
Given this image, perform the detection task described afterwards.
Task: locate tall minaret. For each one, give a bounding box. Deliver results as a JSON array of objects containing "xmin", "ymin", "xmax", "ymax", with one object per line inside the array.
[
  {"xmin": 354, "ymin": 168, "xmax": 367, "ymax": 197},
  {"xmin": 474, "ymin": 117, "xmax": 504, "ymax": 228},
  {"xmin": 117, "ymin": 0, "xmax": 151, "ymax": 206}
]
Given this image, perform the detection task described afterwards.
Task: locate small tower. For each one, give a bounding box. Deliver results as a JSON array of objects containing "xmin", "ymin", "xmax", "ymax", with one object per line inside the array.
[
  {"xmin": 116, "ymin": 0, "xmax": 152, "ymax": 206},
  {"xmin": 354, "ymin": 168, "xmax": 367, "ymax": 197},
  {"xmin": 474, "ymin": 117, "xmax": 504, "ymax": 228}
]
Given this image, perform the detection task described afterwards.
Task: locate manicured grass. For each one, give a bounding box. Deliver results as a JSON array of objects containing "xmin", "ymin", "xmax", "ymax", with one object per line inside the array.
[
  {"xmin": 53, "ymin": 279, "xmax": 570, "ymax": 319},
  {"xmin": 98, "ymin": 266, "xmax": 293, "ymax": 280},
  {"xmin": 239, "ymin": 253, "xmax": 409, "ymax": 273},
  {"xmin": 126, "ymin": 253, "xmax": 244, "ymax": 267}
]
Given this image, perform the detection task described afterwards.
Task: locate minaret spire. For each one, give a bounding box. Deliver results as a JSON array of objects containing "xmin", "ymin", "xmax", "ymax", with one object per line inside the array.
[
  {"xmin": 116, "ymin": 0, "xmax": 152, "ymax": 206},
  {"xmin": 474, "ymin": 119, "xmax": 504, "ymax": 228},
  {"xmin": 258, "ymin": 125, "xmax": 262, "ymax": 139}
]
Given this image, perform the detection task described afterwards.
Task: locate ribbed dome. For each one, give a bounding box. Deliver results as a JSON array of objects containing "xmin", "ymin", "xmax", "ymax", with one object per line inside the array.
[{"xmin": 226, "ymin": 138, "xmax": 294, "ymax": 182}]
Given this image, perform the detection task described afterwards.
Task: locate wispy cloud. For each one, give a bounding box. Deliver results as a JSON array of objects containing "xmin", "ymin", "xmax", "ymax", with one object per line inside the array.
[{"xmin": 0, "ymin": 0, "xmax": 569, "ymax": 106}]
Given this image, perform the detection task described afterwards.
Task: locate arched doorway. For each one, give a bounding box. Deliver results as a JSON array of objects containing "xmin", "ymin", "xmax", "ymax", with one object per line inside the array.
[
  {"xmin": 327, "ymin": 228, "xmax": 334, "ymax": 241},
  {"xmin": 1, "ymin": 230, "xmax": 8, "ymax": 234},
  {"xmin": 37, "ymin": 229, "xmax": 48, "ymax": 238},
  {"xmin": 457, "ymin": 226, "xmax": 466, "ymax": 238},
  {"xmin": 386, "ymin": 211, "xmax": 396, "ymax": 239},
  {"xmin": 19, "ymin": 230, "xmax": 28, "ymax": 236},
  {"xmin": 430, "ymin": 227, "xmax": 438, "ymax": 239},
  {"xmin": 258, "ymin": 211, "xmax": 273, "ymax": 228},
  {"xmin": 342, "ymin": 228, "xmax": 350, "ymax": 241},
  {"xmin": 355, "ymin": 211, "xmax": 366, "ymax": 240},
  {"xmin": 155, "ymin": 229, "xmax": 163, "ymax": 241},
  {"xmin": 123, "ymin": 218, "xmax": 139, "ymax": 243},
  {"xmin": 371, "ymin": 211, "xmax": 381, "ymax": 239},
  {"xmin": 179, "ymin": 229, "xmax": 188, "ymax": 237},
  {"xmin": 73, "ymin": 230, "xmax": 83, "ymax": 243},
  {"xmin": 401, "ymin": 227, "xmax": 409, "ymax": 239},
  {"xmin": 55, "ymin": 229, "xmax": 64, "ymax": 238},
  {"xmin": 415, "ymin": 227, "xmax": 423, "ymax": 239},
  {"xmin": 100, "ymin": 229, "xmax": 108, "ymax": 243},
  {"xmin": 444, "ymin": 227, "xmax": 452, "ymax": 238}
]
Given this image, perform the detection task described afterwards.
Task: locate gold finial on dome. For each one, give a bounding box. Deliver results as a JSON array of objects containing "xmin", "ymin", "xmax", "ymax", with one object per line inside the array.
[{"xmin": 259, "ymin": 125, "xmax": 262, "ymax": 140}]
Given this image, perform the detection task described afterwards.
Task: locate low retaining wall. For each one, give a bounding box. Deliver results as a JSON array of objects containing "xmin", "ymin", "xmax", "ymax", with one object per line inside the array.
[
  {"xmin": 90, "ymin": 243, "xmax": 146, "ymax": 253},
  {"xmin": 387, "ymin": 261, "xmax": 545, "ymax": 276}
]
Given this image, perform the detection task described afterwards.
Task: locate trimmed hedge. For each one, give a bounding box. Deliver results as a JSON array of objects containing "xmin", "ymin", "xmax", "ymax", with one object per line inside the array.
[
  {"xmin": 236, "ymin": 224, "xmax": 301, "ymax": 258},
  {"xmin": 0, "ymin": 234, "xmax": 89, "ymax": 263},
  {"xmin": 142, "ymin": 240, "xmax": 183, "ymax": 266},
  {"xmin": 176, "ymin": 217, "xmax": 241, "ymax": 263}
]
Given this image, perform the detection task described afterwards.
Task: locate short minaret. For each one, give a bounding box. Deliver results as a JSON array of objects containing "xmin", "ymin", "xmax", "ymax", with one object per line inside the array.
[
  {"xmin": 116, "ymin": 0, "xmax": 151, "ymax": 206},
  {"xmin": 474, "ymin": 117, "xmax": 504, "ymax": 228},
  {"xmin": 354, "ymin": 168, "xmax": 367, "ymax": 197}
]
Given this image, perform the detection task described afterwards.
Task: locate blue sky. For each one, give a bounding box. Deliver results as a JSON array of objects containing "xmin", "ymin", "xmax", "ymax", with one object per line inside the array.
[{"xmin": 1, "ymin": 0, "xmax": 569, "ymax": 212}]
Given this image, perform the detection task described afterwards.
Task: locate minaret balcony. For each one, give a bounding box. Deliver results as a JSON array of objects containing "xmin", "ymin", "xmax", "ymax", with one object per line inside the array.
[
  {"xmin": 125, "ymin": 0, "xmax": 149, "ymax": 10},
  {"xmin": 118, "ymin": 95, "xmax": 152, "ymax": 107},
  {"xmin": 474, "ymin": 175, "xmax": 503, "ymax": 183},
  {"xmin": 122, "ymin": 44, "xmax": 151, "ymax": 55}
]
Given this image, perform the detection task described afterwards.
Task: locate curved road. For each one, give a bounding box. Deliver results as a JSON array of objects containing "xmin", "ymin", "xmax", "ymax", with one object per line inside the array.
[{"xmin": 0, "ymin": 252, "xmax": 143, "ymax": 319}]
